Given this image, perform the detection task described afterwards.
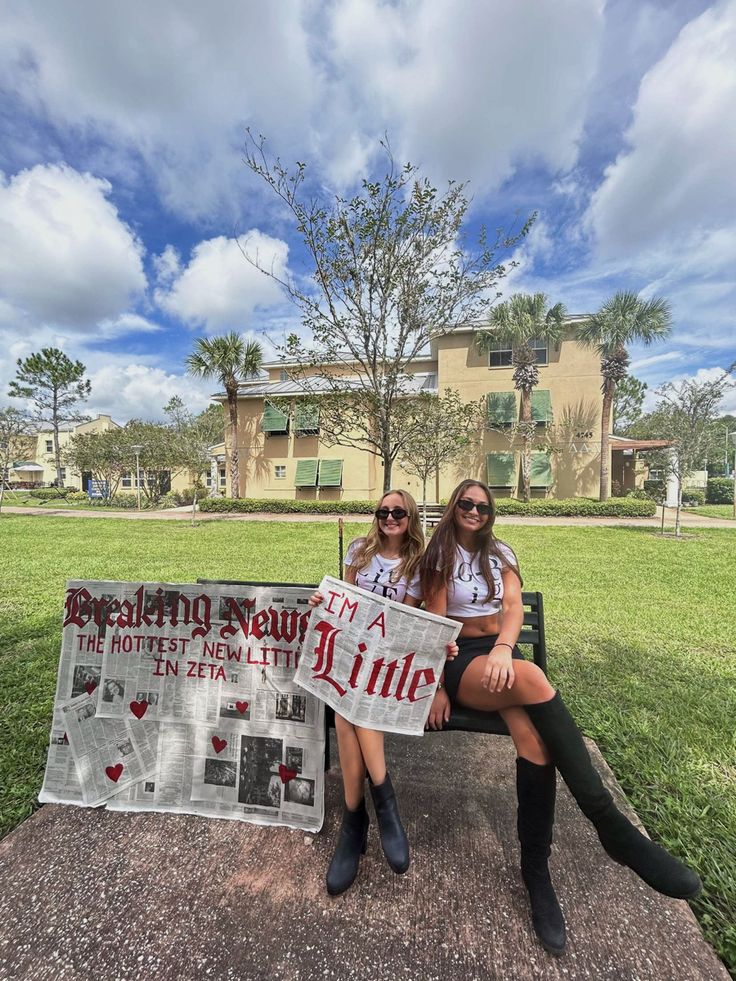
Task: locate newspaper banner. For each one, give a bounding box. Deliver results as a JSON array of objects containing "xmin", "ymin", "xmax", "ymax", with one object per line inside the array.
[
  {"xmin": 294, "ymin": 576, "xmax": 461, "ymax": 735},
  {"xmin": 40, "ymin": 580, "xmax": 325, "ymax": 831}
]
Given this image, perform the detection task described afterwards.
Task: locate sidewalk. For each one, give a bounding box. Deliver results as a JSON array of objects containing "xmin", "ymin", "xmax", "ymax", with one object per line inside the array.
[
  {"xmin": 2, "ymin": 504, "xmax": 734, "ymax": 528},
  {"xmin": 0, "ymin": 732, "xmax": 725, "ymax": 980}
]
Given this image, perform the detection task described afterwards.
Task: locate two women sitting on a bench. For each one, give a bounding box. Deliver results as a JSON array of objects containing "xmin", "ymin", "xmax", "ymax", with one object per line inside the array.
[{"xmin": 310, "ymin": 480, "xmax": 700, "ymax": 956}]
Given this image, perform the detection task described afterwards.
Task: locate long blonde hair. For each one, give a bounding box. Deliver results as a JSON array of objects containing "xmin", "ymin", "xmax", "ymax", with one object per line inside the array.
[{"xmin": 347, "ymin": 489, "xmax": 425, "ymax": 584}]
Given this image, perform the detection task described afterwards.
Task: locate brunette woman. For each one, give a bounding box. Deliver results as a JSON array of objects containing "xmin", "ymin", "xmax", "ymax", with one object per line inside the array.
[
  {"xmin": 421, "ymin": 479, "xmax": 701, "ymax": 954},
  {"xmin": 311, "ymin": 489, "xmax": 453, "ymax": 896}
]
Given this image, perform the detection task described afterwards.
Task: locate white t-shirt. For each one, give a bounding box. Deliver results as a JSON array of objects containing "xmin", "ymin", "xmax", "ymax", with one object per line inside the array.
[
  {"xmin": 445, "ymin": 543, "xmax": 517, "ymax": 617},
  {"xmin": 345, "ymin": 539, "xmax": 422, "ymax": 604}
]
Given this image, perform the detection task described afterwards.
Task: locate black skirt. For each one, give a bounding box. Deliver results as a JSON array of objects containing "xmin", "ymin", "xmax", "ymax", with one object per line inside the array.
[{"xmin": 444, "ymin": 634, "xmax": 525, "ymax": 701}]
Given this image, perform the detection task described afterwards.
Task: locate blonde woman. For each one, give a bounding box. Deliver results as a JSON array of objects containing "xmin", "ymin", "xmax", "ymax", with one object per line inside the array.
[{"xmin": 310, "ymin": 489, "xmax": 454, "ymax": 895}]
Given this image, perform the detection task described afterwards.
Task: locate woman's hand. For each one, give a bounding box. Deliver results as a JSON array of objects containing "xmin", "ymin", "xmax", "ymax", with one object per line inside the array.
[
  {"xmin": 481, "ymin": 647, "xmax": 515, "ymax": 692},
  {"xmin": 446, "ymin": 641, "xmax": 459, "ymax": 661},
  {"xmin": 308, "ymin": 591, "xmax": 324, "ymax": 608},
  {"xmin": 425, "ymin": 688, "xmax": 451, "ymax": 730}
]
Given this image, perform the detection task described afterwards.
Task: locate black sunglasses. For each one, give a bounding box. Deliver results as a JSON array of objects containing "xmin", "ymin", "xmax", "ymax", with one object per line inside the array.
[
  {"xmin": 456, "ymin": 498, "xmax": 492, "ymax": 516},
  {"xmin": 375, "ymin": 507, "xmax": 408, "ymax": 521}
]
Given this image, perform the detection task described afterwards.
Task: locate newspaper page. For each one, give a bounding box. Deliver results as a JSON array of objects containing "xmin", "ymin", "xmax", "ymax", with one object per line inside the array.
[
  {"xmin": 294, "ymin": 576, "xmax": 461, "ymax": 735},
  {"xmin": 56, "ymin": 692, "xmax": 158, "ymax": 806},
  {"xmin": 40, "ymin": 580, "xmax": 325, "ymax": 831}
]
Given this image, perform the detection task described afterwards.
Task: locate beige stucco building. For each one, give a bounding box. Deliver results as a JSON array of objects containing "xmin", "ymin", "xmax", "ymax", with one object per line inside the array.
[
  {"xmin": 7, "ymin": 415, "xmax": 120, "ymax": 489},
  {"xmin": 212, "ymin": 320, "xmax": 650, "ymax": 502}
]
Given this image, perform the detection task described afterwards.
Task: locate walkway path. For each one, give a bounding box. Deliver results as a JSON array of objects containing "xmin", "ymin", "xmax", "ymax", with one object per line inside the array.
[
  {"xmin": 2, "ymin": 504, "xmax": 734, "ymax": 528},
  {"xmin": 0, "ymin": 733, "xmax": 725, "ymax": 980}
]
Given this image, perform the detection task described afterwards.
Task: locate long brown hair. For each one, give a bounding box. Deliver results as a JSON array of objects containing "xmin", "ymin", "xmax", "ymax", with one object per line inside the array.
[
  {"xmin": 421, "ymin": 479, "xmax": 521, "ymax": 603},
  {"xmin": 347, "ymin": 489, "xmax": 425, "ymax": 584}
]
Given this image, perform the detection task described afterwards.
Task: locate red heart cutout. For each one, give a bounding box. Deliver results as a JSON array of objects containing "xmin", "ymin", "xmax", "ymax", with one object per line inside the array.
[
  {"xmin": 105, "ymin": 762, "xmax": 124, "ymax": 783},
  {"xmin": 235, "ymin": 701, "xmax": 249, "ymax": 715},
  {"xmin": 278, "ymin": 764, "xmax": 297, "ymax": 784},
  {"xmin": 211, "ymin": 736, "xmax": 228, "ymax": 754},
  {"xmin": 85, "ymin": 681, "xmax": 97, "ymax": 695},
  {"xmin": 129, "ymin": 700, "xmax": 148, "ymax": 720}
]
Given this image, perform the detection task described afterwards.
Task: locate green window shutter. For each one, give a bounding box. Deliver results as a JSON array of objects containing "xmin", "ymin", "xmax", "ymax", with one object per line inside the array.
[
  {"xmin": 486, "ymin": 391, "xmax": 517, "ymax": 425},
  {"xmin": 318, "ymin": 459, "xmax": 343, "ymax": 487},
  {"xmin": 486, "ymin": 452, "xmax": 517, "ymax": 488},
  {"xmin": 294, "ymin": 404, "xmax": 320, "ymax": 432},
  {"xmin": 530, "ymin": 452, "xmax": 552, "ymax": 487},
  {"xmin": 262, "ymin": 403, "xmax": 289, "ymax": 433},
  {"xmin": 295, "ymin": 459, "xmax": 318, "ymax": 487},
  {"xmin": 531, "ymin": 390, "xmax": 552, "ymax": 425}
]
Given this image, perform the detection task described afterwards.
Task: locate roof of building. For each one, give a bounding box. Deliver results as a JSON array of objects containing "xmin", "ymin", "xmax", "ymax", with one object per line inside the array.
[
  {"xmin": 214, "ymin": 372, "xmax": 438, "ymax": 400},
  {"xmin": 609, "ymin": 436, "xmax": 672, "ymax": 451}
]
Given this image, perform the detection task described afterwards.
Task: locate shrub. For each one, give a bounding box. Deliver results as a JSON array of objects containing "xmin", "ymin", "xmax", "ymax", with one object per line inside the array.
[
  {"xmin": 66, "ymin": 491, "xmax": 89, "ymax": 502},
  {"xmin": 199, "ymin": 497, "xmax": 376, "ymax": 515},
  {"xmin": 176, "ymin": 486, "xmax": 200, "ymax": 506},
  {"xmin": 643, "ymin": 479, "xmax": 665, "ymax": 501},
  {"xmin": 682, "ymin": 488, "xmax": 706, "ymax": 506},
  {"xmin": 157, "ymin": 492, "xmax": 181, "ymax": 510},
  {"xmin": 707, "ymin": 477, "xmax": 734, "ymax": 504},
  {"xmin": 108, "ymin": 494, "xmax": 139, "ymax": 509},
  {"xmin": 28, "ymin": 487, "xmax": 67, "ymax": 500},
  {"xmin": 198, "ymin": 496, "xmax": 656, "ymax": 518}
]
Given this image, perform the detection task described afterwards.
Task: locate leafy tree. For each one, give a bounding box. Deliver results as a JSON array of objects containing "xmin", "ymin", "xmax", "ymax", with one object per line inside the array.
[
  {"xmin": 613, "ymin": 375, "xmax": 648, "ymax": 435},
  {"xmin": 476, "ymin": 292, "xmax": 566, "ymax": 501},
  {"xmin": 118, "ymin": 420, "xmax": 184, "ymax": 502},
  {"xmin": 707, "ymin": 413, "xmax": 736, "ymax": 476},
  {"xmin": 397, "ymin": 390, "xmax": 481, "ymax": 531},
  {"xmin": 63, "ymin": 429, "xmax": 129, "ymax": 501},
  {"xmin": 0, "ymin": 407, "xmax": 34, "ymax": 514},
  {"xmin": 164, "ymin": 397, "xmax": 224, "ymax": 522},
  {"xmin": 186, "ymin": 334, "xmax": 263, "ymax": 497},
  {"xmin": 8, "ymin": 348, "xmax": 91, "ymax": 485},
  {"xmin": 577, "ymin": 292, "xmax": 672, "ymax": 501},
  {"xmin": 243, "ymin": 135, "xmax": 533, "ymax": 492},
  {"xmin": 652, "ymin": 365, "xmax": 735, "ymax": 535}
]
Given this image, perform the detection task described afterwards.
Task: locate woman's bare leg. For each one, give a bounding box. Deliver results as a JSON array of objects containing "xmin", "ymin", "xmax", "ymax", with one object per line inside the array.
[
  {"xmin": 335, "ymin": 714, "xmax": 367, "ymax": 809},
  {"xmin": 354, "ymin": 727, "xmax": 387, "ymax": 785},
  {"xmin": 502, "ymin": 707, "xmax": 551, "ymax": 764},
  {"xmin": 457, "ymin": 658, "xmax": 556, "ymax": 713}
]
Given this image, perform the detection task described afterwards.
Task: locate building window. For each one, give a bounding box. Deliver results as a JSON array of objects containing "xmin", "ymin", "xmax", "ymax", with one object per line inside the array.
[
  {"xmin": 530, "ymin": 337, "xmax": 548, "ymax": 365},
  {"xmin": 219, "ymin": 467, "xmax": 226, "ymax": 487},
  {"xmin": 59, "ymin": 467, "xmax": 66, "ymax": 481},
  {"xmin": 45, "ymin": 439, "xmax": 53, "ymax": 453},
  {"xmin": 122, "ymin": 473, "xmax": 132, "ymax": 488},
  {"xmin": 279, "ymin": 369, "xmax": 289, "ymax": 381},
  {"xmin": 206, "ymin": 473, "xmax": 212, "ymax": 487},
  {"xmin": 274, "ymin": 465, "xmax": 287, "ymax": 479},
  {"xmin": 488, "ymin": 343, "xmax": 512, "ymax": 368},
  {"xmin": 488, "ymin": 339, "xmax": 548, "ymax": 367}
]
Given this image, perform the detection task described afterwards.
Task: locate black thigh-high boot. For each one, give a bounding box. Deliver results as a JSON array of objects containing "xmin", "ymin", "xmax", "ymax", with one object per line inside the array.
[
  {"xmin": 525, "ymin": 693, "xmax": 701, "ymax": 899},
  {"xmin": 369, "ymin": 772, "xmax": 410, "ymax": 874},
  {"xmin": 326, "ymin": 799, "xmax": 370, "ymax": 896},
  {"xmin": 517, "ymin": 758, "xmax": 566, "ymax": 955}
]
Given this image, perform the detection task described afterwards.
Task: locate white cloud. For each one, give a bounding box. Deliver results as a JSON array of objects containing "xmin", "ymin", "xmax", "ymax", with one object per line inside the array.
[
  {"xmin": 587, "ymin": 1, "xmax": 736, "ymax": 267},
  {"xmin": 326, "ymin": 0, "xmax": 605, "ymax": 190},
  {"xmin": 630, "ymin": 350, "xmax": 687, "ymax": 371},
  {"xmin": 84, "ymin": 360, "xmax": 215, "ymax": 422},
  {"xmin": 155, "ymin": 233, "xmax": 289, "ymax": 331},
  {"xmin": 0, "ymin": 163, "xmax": 146, "ymax": 327}
]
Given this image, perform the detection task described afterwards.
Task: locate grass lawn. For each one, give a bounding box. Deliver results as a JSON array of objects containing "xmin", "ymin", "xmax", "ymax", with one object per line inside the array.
[
  {"xmin": 691, "ymin": 504, "xmax": 735, "ymax": 520},
  {"xmin": 1, "ymin": 515, "xmax": 734, "ymax": 970}
]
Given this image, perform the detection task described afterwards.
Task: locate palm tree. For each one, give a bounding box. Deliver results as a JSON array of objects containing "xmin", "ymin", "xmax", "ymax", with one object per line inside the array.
[
  {"xmin": 186, "ymin": 333, "xmax": 264, "ymax": 498},
  {"xmin": 577, "ymin": 291, "xmax": 672, "ymax": 501},
  {"xmin": 477, "ymin": 293, "xmax": 566, "ymax": 502}
]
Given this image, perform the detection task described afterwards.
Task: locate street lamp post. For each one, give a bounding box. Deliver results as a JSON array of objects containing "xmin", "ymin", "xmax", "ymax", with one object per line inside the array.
[{"xmin": 131, "ymin": 445, "xmax": 143, "ymax": 511}]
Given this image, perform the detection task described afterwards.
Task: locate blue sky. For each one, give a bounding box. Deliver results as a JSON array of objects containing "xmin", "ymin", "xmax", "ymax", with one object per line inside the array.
[{"xmin": 0, "ymin": 0, "xmax": 734, "ymax": 421}]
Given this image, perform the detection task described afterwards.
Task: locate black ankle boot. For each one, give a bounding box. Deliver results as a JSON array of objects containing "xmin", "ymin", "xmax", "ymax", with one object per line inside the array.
[
  {"xmin": 369, "ymin": 772, "xmax": 410, "ymax": 874},
  {"xmin": 525, "ymin": 694, "xmax": 701, "ymax": 899},
  {"xmin": 516, "ymin": 758, "xmax": 566, "ymax": 955},
  {"xmin": 326, "ymin": 799, "xmax": 370, "ymax": 896}
]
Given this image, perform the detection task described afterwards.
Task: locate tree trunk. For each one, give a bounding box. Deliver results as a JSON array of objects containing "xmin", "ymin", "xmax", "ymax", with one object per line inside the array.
[
  {"xmin": 382, "ymin": 436, "xmax": 393, "ymax": 493},
  {"xmin": 53, "ymin": 388, "xmax": 62, "ymax": 486},
  {"xmin": 421, "ymin": 477, "xmax": 427, "ymax": 535},
  {"xmin": 520, "ymin": 388, "xmax": 531, "ymax": 503},
  {"xmin": 227, "ymin": 388, "xmax": 240, "ymax": 499},
  {"xmin": 599, "ymin": 381, "xmax": 614, "ymax": 501},
  {"xmin": 191, "ymin": 486, "xmax": 198, "ymax": 526},
  {"xmin": 675, "ymin": 481, "xmax": 682, "ymax": 537}
]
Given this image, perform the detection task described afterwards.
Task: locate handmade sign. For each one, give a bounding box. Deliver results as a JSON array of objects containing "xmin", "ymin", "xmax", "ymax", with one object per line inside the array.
[
  {"xmin": 294, "ymin": 576, "xmax": 461, "ymax": 735},
  {"xmin": 40, "ymin": 580, "xmax": 325, "ymax": 831}
]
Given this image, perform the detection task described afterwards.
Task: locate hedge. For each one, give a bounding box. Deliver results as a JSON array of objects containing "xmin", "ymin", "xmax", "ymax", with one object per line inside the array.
[
  {"xmin": 198, "ymin": 496, "xmax": 656, "ymax": 518},
  {"xmin": 27, "ymin": 487, "xmax": 68, "ymax": 500},
  {"xmin": 707, "ymin": 477, "xmax": 734, "ymax": 504},
  {"xmin": 199, "ymin": 497, "xmax": 376, "ymax": 514}
]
